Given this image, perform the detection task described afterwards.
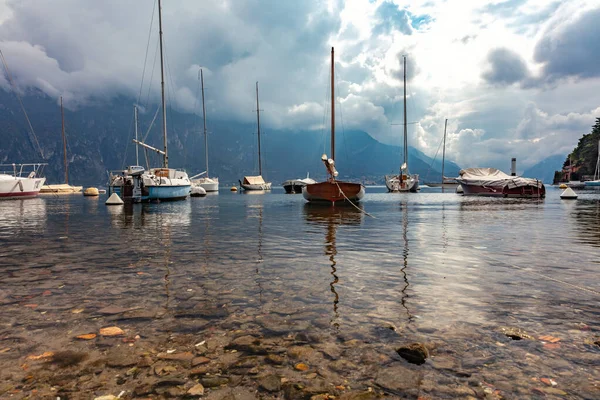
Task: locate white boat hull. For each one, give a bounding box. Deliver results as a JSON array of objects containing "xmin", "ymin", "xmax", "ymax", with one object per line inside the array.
[
  {"xmin": 192, "ymin": 177, "xmax": 219, "ymax": 192},
  {"xmin": 584, "ymin": 180, "xmax": 600, "ymax": 187},
  {"xmin": 385, "ymin": 174, "xmax": 419, "ymax": 192},
  {"xmin": 0, "ymin": 175, "xmax": 46, "ymax": 200}
]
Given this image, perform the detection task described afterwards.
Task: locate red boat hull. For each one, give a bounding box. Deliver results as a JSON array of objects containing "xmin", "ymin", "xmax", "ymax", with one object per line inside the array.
[
  {"xmin": 302, "ymin": 181, "xmax": 365, "ymax": 203},
  {"xmin": 459, "ymin": 183, "xmax": 545, "ymax": 198}
]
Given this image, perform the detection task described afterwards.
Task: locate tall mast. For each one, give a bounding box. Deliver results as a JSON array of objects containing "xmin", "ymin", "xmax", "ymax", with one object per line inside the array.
[
  {"xmin": 442, "ymin": 118, "xmax": 448, "ymax": 183},
  {"xmin": 402, "ymin": 55, "xmax": 408, "ymax": 173},
  {"xmin": 256, "ymin": 81, "xmax": 262, "ymax": 176},
  {"xmin": 134, "ymin": 105, "xmax": 139, "ymax": 166},
  {"xmin": 61, "ymin": 96, "xmax": 68, "ymax": 184},
  {"xmin": 331, "ymin": 47, "xmax": 335, "ymax": 162},
  {"xmin": 201, "ymin": 69, "xmax": 209, "ymax": 177},
  {"xmin": 158, "ymin": 0, "xmax": 168, "ymax": 168}
]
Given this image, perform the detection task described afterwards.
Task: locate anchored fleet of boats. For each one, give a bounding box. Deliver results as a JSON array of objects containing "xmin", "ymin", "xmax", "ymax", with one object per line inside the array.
[{"xmin": 6, "ymin": 1, "xmax": 600, "ymax": 203}]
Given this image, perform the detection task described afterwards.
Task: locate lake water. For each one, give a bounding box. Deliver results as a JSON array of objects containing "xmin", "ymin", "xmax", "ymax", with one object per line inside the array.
[{"xmin": 0, "ymin": 186, "xmax": 599, "ymax": 399}]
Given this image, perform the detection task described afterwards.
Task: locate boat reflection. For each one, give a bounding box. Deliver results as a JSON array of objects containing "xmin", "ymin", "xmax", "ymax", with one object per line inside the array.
[
  {"xmin": 303, "ymin": 204, "xmax": 363, "ymax": 328},
  {"xmin": 399, "ymin": 200, "xmax": 414, "ymax": 322},
  {"xmin": 0, "ymin": 198, "xmax": 47, "ymax": 238},
  {"xmin": 107, "ymin": 201, "xmax": 192, "ymax": 229}
]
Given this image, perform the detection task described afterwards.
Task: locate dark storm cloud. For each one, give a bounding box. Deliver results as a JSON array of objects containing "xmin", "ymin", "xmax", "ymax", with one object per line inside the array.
[
  {"xmin": 482, "ymin": 48, "xmax": 529, "ymax": 85},
  {"xmin": 534, "ymin": 7, "xmax": 600, "ymax": 82}
]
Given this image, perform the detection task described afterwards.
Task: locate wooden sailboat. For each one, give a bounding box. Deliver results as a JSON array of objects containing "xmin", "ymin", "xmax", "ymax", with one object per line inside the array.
[
  {"xmin": 40, "ymin": 96, "xmax": 83, "ymax": 194},
  {"xmin": 191, "ymin": 68, "xmax": 219, "ymax": 192},
  {"xmin": 240, "ymin": 82, "xmax": 272, "ymax": 191},
  {"xmin": 302, "ymin": 47, "xmax": 365, "ymax": 203},
  {"xmin": 385, "ymin": 56, "xmax": 419, "ymax": 193}
]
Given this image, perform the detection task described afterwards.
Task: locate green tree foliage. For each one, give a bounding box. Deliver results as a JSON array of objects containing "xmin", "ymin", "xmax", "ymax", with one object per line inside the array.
[{"xmin": 561, "ymin": 118, "xmax": 600, "ymax": 180}]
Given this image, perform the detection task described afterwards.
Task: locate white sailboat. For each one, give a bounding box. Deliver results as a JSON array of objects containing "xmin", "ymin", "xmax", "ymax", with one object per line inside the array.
[
  {"xmin": 385, "ymin": 55, "xmax": 419, "ymax": 193},
  {"xmin": 240, "ymin": 82, "xmax": 272, "ymax": 191},
  {"xmin": 584, "ymin": 139, "xmax": 600, "ymax": 187},
  {"xmin": 426, "ymin": 119, "xmax": 459, "ymax": 189},
  {"xmin": 0, "ymin": 49, "xmax": 47, "ymax": 199},
  {"xmin": 109, "ymin": 0, "xmax": 190, "ymax": 202},
  {"xmin": 191, "ymin": 68, "xmax": 219, "ymax": 192}
]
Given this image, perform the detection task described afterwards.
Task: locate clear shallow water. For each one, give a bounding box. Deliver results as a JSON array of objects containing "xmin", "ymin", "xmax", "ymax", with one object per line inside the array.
[{"xmin": 0, "ymin": 186, "xmax": 599, "ymax": 398}]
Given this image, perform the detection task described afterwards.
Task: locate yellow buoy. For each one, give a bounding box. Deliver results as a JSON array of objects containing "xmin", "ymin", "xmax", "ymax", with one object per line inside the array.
[
  {"xmin": 83, "ymin": 187, "xmax": 100, "ymax": 196},
  {"xmin": 558, "ymin": 183, "xmax": 567, "ymax": 189},
  {"xmin": 230, "ymin": 186, "xmax": 238, "ymax": 192}
]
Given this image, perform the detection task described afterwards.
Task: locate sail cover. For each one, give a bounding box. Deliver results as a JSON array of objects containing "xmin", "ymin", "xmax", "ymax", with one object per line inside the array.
[
  {"xmin": 457, "ymin": 168, "xmax": 543, "ymax": 189},
  {"xmin": 243, "ymin": 175, "xmax": 266, "ymax": 185}
]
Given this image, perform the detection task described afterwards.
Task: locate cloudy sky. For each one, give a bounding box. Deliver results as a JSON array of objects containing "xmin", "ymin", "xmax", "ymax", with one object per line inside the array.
[{"xmin": 1, "ymin": 0, "xmax": 599, "ymax": 171}]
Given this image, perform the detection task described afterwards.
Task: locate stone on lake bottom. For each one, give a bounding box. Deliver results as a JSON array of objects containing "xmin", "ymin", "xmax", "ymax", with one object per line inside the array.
[
  {"xmin": 99, "ymin": 326, "xmax": 125, "ymax": 337},
  {"xmin": 258, "ymin": 374, "xmax": 281, "ymax": 392},
  {"xmin": 396, "ymin": 343, "xmax": 429, "ymax": 365},
  {"xmin": 188, "ymin": 383, "xmax": 205, "ymax": 396},
  {"xmin": 375, "ymin": 365, "xmax": 422, "ymax": 393}
]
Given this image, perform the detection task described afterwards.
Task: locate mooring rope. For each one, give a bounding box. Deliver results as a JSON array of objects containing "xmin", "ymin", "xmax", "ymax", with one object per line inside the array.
[{"xmin": 334, "ymin": 180, "xmax": 376, "ymax": 218}]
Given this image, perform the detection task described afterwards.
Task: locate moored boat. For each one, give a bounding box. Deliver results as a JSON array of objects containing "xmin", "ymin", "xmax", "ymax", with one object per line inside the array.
[
  {"xmin": 385, "ymin": 55, "xmax": 419, "ymax": 193},
  {"xmin": 240, "ymin": 82, "xmax": 271, "ymax": 191},
  {"xmin": 191, "ymin": 68, "xmax": 219, "ymax": 192},
  {"xmin": 0, "ymin": 163, "xmax": 47, "ymax": 200},
  {"xmin": 456, "ymin": 168, "xmax": 545, "ymax": 198},
  {"xmin": 303, "ymin": 47, "xmax": 365, "ymax": 204},
  {"xmin": 109, "ymin": 0, "xmax": 190, "ymax": 202},
  {"xmin": 282, "ymin": 174, "xmax": 316, "ymax": 194}
]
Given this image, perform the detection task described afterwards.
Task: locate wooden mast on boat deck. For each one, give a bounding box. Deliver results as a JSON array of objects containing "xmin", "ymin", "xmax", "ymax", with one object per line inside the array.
[
  {"xmin": 331, "ymin": 46, "xmax": 335, "ymax": 164},
  {"xmin": 60, "ymin": 96, "xmax": 68, "ymax": 184},
  {"xmin": 158, "ymin": 0, "xmax": 168, "ymax": 168}
]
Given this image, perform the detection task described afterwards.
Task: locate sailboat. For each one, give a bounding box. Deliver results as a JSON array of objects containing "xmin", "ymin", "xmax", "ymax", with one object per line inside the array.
[
  {"xmin": 426, "ymin": 119, "xmax": 459, "ymax": 189},
  {"xmin": 385, "ymin": 56, "xmax": 419, "ymax": 193},
  {"xmin": 302, "ymin": 47, "xmax": 365, "ymax": 203},
  {"xmin": 191, "ymin": 68, "xmax": 219, "ymax": 192},
  {"xmin": 40, "ymin": 96, "xmax": 83, "ymax": 194},
  {"xmin": 240, "ymin": 82, "xmax": 272, "ymax": 191},
  {"xmin": 584, "ymin": 139, "xmax": 600, "ymax": 187},
  {"xmin": 109, "ymin": 0, "xmax": 190, "ymax": 202}
]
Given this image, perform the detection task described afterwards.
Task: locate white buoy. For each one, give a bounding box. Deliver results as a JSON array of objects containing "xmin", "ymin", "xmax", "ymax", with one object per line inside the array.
[
  {"xmin": 190, "ymin": 185, "xmax": 206, "ymax": 197},
  {"xmin": 560, "ymin": 187, "xmax": 577, "ymax": 199},
  {"xmin": 456, "ymin": 184, "xmax": 464, "ymax": 194},
  {"xmin": 105, "ymin": 193, "xmax": 124, "ymax": 205}
]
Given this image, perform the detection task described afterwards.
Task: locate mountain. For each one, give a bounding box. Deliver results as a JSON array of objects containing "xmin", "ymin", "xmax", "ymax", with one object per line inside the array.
[
  {"xmin": 522, "ymin": 154, "xmax": 566, "ymax": 183},
  {"xmin": 0, "ymin": 89, "xmax": 460, "ymax": 186}
]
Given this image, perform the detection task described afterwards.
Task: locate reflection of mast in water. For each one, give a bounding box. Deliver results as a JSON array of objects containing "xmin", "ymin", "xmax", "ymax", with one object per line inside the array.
[
  {"xmin": 256, "ymin": 206, "xmax": 264, "ymax": 305},
  {"xmin": 441, "ymin": 202, "xmax": 448, "ymax": 253},
  {"xmin": 400, "ymin": 200, "xmax": 414, "ymax": 322},
  {"xmin": 303, "ymin": 204, "xmax": 363, "ymax": 329},
  {"xmin": 325, "ymin": 216, "xmax": 340, "ymax": 328}
]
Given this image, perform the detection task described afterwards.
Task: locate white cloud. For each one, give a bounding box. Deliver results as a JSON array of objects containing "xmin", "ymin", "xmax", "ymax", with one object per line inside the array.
[{"xmin": 1, "ymin": 0, "xmax": 599, "ymax": 170}]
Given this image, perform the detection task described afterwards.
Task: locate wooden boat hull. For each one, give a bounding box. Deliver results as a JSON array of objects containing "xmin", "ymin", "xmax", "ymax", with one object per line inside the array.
[
  {"xmin": 458, "ymin": 182, "xmax": 545, "ymax": 198},
  {"xmin": 302, "ymin": 181, "xmax": 365, "ymax": 203}
]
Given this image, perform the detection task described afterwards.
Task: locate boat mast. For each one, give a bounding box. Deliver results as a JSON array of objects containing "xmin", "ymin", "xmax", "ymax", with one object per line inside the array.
[
  {"xmin": 331, "ymin": 46, "xmax": 335, "ymax": 162},
  {"xmin": 61, "ymin": 96, "xmax": 68, "ymax": 184},
  {"xmin": 158, "ymin": 0, "xmax": 168, "ymax": 168},
  {"xmin": 134, "ymin": 105, "xmax": 139, "ymax": 166},
  {"xmin": 201, "ymin": 69, "xmax": 209, "ymax": 178},
  {"xmin": 402, "ymin": 55, "xmax": 408, "ymax": 176},
  {"xmin": 256, "ymin": 81, "xmax": 262, "ymax": 176},
  {"xmin": 442, "ymin": 118, "xmax": 448, "ymax": 183}
]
